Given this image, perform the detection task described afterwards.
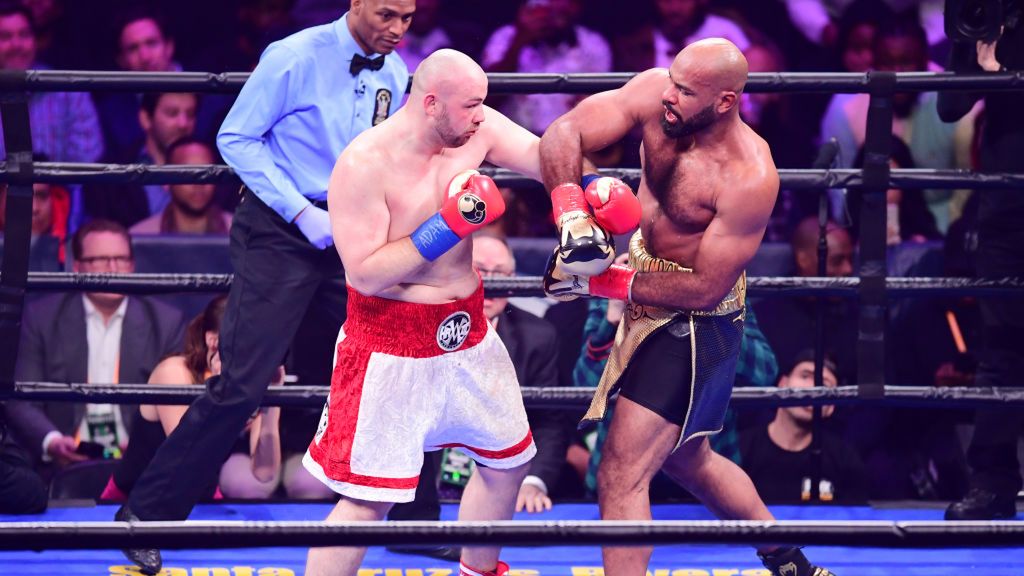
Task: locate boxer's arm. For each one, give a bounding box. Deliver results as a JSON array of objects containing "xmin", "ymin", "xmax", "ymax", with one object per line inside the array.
[
  {"xmin": 539, "ymin": 69, "xmax": 658, "ymax": 190},
  {"xmin": 630, "ymin": 179, "xmax": 776, "ymax": 311},
  {"xmin": 328, "ymin": 153, "xmax": 426, "ymax": 296},
  {"xmin": 482, "ymin": 105, "xmax": 542, "ymax": 182}
]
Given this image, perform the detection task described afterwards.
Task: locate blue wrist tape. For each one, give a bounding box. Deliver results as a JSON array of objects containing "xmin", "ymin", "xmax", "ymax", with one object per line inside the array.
[
  {"xmin": 410, "ymin": 213, "xmax": 461, "ymax": 261},
  {"xmin": 581, "ymin": 173, "xmax": 602, "ymax": 189}
]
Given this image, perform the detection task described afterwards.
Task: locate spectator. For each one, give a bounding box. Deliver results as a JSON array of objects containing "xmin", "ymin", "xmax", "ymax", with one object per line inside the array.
[
  {"xmin": 0, "ymin": 152, "xmax": 70, "ymax": 263},
  {"xmin": 848, "ymin": 135, "xmax": 942, "ymax": 244},
  {"xmin": 740, "ymin": 350, "xmax": 867, "ymax": 503},
  {"xmin": 395, "ymin": 0, "xmax": 452, "ymax": 72},
  {"xmin": 101, "ymin": 295, "xmax": 283, "ymax": 501},
  {"xmin": 7, "ymin": 220, "xmax": 184, "ymax": 468},
  {"xmin": 93, "ymin": 7, "xmax": 180, "ymax": 161},
  {"xmin": 741, "ymin": 40, "xmax": 816, "ymax": 170},
  {"xmin": 832, "ymin": 0, "xmax": 890, "ymax": 73},
  {"xmin": 84, "ymin": 92, "xmax": 198, "ymax": 228},
  {"xmin": 130, "ymin": 138, "xmax": 232, "ymax": 235},
  {"xmin": 225, "ymin": 0, "xmax": 300, "ymax": 72},
  {"xmin": 0, "ymin": 180, "xmax": 68, "ymax": 261},
  {"xmin": 482, "ymin": 0, "xmax": 612, "ymax": 136},
  {"xmin": 394, "ymin": 0, "xmax": 483, "ymax": 72},
  {"xmin": 754, "ymin": 217, "xmax": 858, "ymax": 379},
  {"xmin": 612, "ymin": 0, "xmax": 750, "ymax": 72},
  {"xmin": 0, "ymin": 1, "xmax": 103, "ymax": 231},
  {"xmin": 820, "ymin": 17, "xmax": 975, "ymax": 231}
]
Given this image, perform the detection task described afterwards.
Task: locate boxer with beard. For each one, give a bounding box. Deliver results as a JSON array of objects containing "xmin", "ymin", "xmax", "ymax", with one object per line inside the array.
[{"xmin": 540, "ymin": 38, "xmax": 834, "ymax": 576}]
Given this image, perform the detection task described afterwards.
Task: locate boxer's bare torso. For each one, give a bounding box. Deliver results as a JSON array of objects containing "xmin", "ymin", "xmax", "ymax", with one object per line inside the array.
[
  {"xmin": 540, "ymin": 61, "xmax": 778, "ymax": 311},
  {"xmin": 329, "ymin": 104, "xmax": 539, "ymax": 304},
  {"xmin": 632, "ymin": 70, "xmax": 778, "ymax": 272}
]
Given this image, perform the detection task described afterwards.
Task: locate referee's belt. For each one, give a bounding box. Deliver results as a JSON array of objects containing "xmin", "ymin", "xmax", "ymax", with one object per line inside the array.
[{"xmin": 240, "ymin": 185, "xmax": 328, "ymax": 211}]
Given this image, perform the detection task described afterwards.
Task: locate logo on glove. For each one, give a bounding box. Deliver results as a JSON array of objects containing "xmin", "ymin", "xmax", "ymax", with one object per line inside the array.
[
  {"xmin": 437, "ymin": 311, "xmax": 472, "ymax": 352},
  {"xmin": 458, "ymin": 194, "xmax": 487, "ymax": 225},
  {"xmin": 779, "ymin": 562, "xmax": 798, "ymax": 576}
]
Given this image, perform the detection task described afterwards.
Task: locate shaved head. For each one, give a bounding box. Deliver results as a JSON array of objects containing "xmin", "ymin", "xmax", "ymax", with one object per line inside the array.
[
  {"xmin": 412, "ymin": 49, "xmax": 489, "ymax": 148},
  {"xmin": 675, "ymin": 38, "xmax": 748, "ymax": 95},
  {"xmin": 661, "ymin": 38, "xmax": 748, "ymax": 138},
  {"xmin": 412, "ymin": 48, "xmax": 487, "ymax": 98}
]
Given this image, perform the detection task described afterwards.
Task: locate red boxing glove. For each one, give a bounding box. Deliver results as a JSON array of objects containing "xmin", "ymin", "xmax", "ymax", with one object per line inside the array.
[
  {"xmin": 439, "ymin": 170, "xmax": 506, "ymax": 237},
  {"xmin": 584, "ymin": 177, "xmax": 641, "ymax": 235}
]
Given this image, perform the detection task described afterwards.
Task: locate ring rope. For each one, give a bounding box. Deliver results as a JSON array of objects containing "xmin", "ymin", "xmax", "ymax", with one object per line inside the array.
[
  {"xmin": 0, "ymin": 519, "xmax": 1021, "ymax": 550},
  {"xmin": 3, "ymin": 70, "xmax": 1022, "ymax": 94},
  {"xmin": 10, "ymin": 383, "xmax": 1024, "ymax": 409},
  {"xmin": 4, "ymin": 163, "xmax": 1024, "ymax": 190},
  {"xmin": 11, "ymin": 273, "xmax": 1024, "ymax": 298}
]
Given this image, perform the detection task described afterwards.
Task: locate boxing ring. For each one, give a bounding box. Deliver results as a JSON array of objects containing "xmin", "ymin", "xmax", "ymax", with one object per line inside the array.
[{"xmin": 2, "ymin": 68, "xmax": 1024, "ymax": 574}]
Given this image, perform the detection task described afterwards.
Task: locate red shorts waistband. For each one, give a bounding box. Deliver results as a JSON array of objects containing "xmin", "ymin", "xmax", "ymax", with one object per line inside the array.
[{"xmin": 343, "ymin": 283, "xmax": 488, "ymax": 358}]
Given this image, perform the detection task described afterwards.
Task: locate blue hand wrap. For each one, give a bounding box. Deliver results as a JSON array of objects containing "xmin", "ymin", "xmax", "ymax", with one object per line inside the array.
[
  {"xmin": 581, "ymin": 173, "xmax": 602, "ymax": 189},
  {"xmin": 410, "ymin": 213, "xmax": 461, "ymax": 261}
]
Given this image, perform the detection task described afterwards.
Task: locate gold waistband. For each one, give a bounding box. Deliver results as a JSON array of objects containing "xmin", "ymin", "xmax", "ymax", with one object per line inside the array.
[
  {"xmin": 627, "ymin": 231, "xmax": 745, "ymax": 316},
  {"xmin": 580, "ymin": 231, "xmax": 745, "ymax": 430}
]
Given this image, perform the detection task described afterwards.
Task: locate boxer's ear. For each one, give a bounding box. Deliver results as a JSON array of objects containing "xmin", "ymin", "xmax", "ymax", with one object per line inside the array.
[{"xmin": 717, "ymin": 91, "xmax": 738, "ymax": 114}]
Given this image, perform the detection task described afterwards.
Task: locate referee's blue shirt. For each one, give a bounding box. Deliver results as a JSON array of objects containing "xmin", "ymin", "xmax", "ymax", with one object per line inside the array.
[{"xmin": 218, "ymin": 12, "xmax": 409, "ymax": 223}]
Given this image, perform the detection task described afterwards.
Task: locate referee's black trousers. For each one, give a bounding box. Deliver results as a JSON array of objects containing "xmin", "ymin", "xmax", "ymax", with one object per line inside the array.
[{"xmin": 129, "ymin": 189, "xmax": 346, "ymax": 520}]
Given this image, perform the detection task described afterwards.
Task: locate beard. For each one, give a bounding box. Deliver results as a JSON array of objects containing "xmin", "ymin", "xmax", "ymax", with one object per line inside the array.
[
  {"xmin": 661, "ymin": 103, "xmax": 717, "ymax": 139},
  {"xmin": 173, "ymin": 191, "xmax": 214, "ymax": 218},
  {"xmin": 436, "ymin": 104, "xmax": 473, "ymax": 148}
]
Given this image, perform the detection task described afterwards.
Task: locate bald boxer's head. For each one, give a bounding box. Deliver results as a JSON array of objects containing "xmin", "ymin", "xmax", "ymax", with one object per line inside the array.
[
  {"xmin": 414, "ymin": 49, "xmax": 488, "ymax": 148},
  {"xmin": 661, "ymin": 38, "xmax": 747, "ymax": 139}
]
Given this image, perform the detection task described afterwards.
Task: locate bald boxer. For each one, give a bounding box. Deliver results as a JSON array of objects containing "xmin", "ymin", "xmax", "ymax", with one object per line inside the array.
[
  {"xmin": 540, "ymin": 39, "xmax": 834, "ymax": 576},
  {"xmin": 303, "ymin": 49, "xmax": 542, "ymax": 576}
]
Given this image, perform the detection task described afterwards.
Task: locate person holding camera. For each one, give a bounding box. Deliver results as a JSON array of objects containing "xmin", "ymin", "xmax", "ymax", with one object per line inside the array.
[{"xmin": 938, "ymin": 3, "xmax": 1024, "ymax": 520}]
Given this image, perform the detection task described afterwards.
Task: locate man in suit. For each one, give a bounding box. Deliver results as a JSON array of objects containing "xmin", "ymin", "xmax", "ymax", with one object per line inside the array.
[{"xmin": 8, "ymin": 219, "xmax": 184, "ymax": 467}]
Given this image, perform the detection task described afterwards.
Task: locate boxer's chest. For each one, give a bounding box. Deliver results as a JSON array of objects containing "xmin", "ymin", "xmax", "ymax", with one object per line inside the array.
[
  {"xmin": 640, "ymin": 136, "xmax": 717, "ymax": 233},
  {"xmin": 383, "ymin": 155, "xmax": 481, "ymax": 238}
]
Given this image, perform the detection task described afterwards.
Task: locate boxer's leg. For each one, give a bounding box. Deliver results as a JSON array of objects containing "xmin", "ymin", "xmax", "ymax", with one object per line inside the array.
[
  {"xmin": 305, "ymin": 496, "xmax": 393, "ymax": 576},
  {"xmin": 597, "ymin": 396, "xmax": 680, "ymax": 576},
  {"xmin": 458, "ymin": 461, "xmax": 530, "ymax": 572}
]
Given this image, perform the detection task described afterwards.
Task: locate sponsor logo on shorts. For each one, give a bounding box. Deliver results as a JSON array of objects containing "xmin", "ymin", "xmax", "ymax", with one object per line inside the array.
[
  {"xmin": 779, "ymin": 562, "xmax": 798, "ymax": 576},
  {"xmin": 373, "ymin": 89, "xmax": 392, "ymax": 126},
  {"xmin": 314, "ymin": 394, "xmax": 330, "ymax": 445},
  {"xmin": 437, "ymin": 311, "xmax": 471, "ymax": 351},
  {"xmin": 458, "ymin": 194, "xmax": 486, "ymax": 225}
]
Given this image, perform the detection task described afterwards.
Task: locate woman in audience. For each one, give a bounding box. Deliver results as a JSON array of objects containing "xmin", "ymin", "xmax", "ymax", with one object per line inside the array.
[
  {"xmin": 848, "ymin": 135, "xmax": 942, "ymax": 244},
  {"xmin": 101, "ymin": 295, "xmax": 282, "ymax": 500}
]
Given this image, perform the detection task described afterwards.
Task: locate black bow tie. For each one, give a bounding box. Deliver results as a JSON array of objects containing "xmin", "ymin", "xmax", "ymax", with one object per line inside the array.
[{"xmin": 350, "ymin": 53, "xmax": 385, "ymax": 75}]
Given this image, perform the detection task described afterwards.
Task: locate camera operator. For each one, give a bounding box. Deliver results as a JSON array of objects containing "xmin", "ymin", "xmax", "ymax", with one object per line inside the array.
[{"xmin": 938, "ymin": 3, "xmax": 1024, "ymax": 520}]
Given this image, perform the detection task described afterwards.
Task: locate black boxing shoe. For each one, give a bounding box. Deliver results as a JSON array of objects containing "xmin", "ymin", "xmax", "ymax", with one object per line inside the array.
[
  {"xmin": 758, "ymin": 547, "xmax": 835, "ymax": 576},
  {"xmin": 114, "ymin": 505, "xmax": 162, "ymax": 576},
  {"xmin": 945, "ymin": 487, "xmax": 1018, "ymax": 520}
]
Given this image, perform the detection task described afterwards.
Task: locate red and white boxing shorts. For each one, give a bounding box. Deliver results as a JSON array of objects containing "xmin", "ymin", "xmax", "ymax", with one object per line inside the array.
[{"xmin": 303, "ymin": 283, "xmax": 536, "ymax": 502}]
